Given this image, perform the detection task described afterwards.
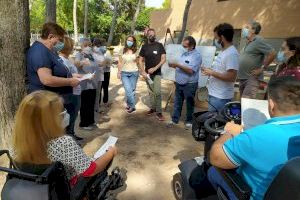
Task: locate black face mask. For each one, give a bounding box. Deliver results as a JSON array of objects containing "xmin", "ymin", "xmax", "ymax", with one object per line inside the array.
[{"xmin": 148, "ymin": 36, "xmax": 156, "ymax": 43}]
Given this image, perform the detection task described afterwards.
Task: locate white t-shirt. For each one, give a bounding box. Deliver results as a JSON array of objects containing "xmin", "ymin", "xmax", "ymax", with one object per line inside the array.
[
  {"xmin": 119, "ymin": 48, "xmax": 139, "ymax": 72},
  {"xmin": 208, "ymin": 45, "xmax": 239, "ymax": 99}
]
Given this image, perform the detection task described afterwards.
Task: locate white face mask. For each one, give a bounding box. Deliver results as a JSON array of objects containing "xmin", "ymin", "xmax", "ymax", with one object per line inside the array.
[{"xmin": 60, "ymin": 109, "xmax": 70, "ymax": 128}]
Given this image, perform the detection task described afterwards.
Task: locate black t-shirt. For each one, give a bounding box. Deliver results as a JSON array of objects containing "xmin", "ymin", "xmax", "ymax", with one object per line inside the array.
[
  {"xmin": 26, "ymin": 41, "xmax": 73, "ymax": 95},
  {"xmin": 139, "ymin": 42, "xmax": 166, "ymax": 76}
]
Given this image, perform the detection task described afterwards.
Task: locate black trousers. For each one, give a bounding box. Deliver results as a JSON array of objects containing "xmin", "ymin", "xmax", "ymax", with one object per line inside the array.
[
  {"xmin": 100, "ymin": 72, "xmax": 110, "ymax": 104},
  {"xmin": 80, "ymin": 89, "xmax": 96, "ymax": 127}
]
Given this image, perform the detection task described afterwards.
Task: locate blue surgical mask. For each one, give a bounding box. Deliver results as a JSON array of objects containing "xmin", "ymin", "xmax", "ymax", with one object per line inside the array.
[
  {"xmin": 127, "ymin": 40, "xmax": 134, "ymax": 47},
  {"xmin": 241, "ymin": 28, "xmax": 250, "ymax": 39},
  {"xmin": 277, "ymin": 51, "xmax": 287, "ymax": 63},
  {"xmin": 100, "ymin": 46, "xmax": 107, "ymax": 54},
  {"xmin": 214, "ymin": 39, "xmax": 222, "ymax": 49},
  {"xmin": 54, "ymin": 41, "xmax": 64, "ymax": 52}
]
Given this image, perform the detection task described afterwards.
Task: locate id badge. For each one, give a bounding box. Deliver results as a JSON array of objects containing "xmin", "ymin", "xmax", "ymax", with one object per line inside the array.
[{"xmin": 153, "ymin": 50, "xmax": 158, "ymax": 54}]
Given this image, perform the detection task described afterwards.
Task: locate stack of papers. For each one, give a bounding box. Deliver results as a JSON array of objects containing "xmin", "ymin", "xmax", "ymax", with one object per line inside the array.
[
  {"xmin": 76, "ymin": 72, "xmax": 95, "ymax": 81},
  {"xmin": 93, "ymin": 136, "xmax": 118, "ymax": 159},
  {"xmin": 241, "ymin": 98, "xmax": 270, "ymax": 130}
]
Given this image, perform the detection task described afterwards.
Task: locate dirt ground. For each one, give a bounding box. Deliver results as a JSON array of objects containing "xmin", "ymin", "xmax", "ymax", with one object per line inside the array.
[
  {"xmin": 0, "ymin": 67, "xmax": 207, "ymax": 200},
  {"xmin": 78, "ymin": 68, "xmax": 206, "ymax": 200}
]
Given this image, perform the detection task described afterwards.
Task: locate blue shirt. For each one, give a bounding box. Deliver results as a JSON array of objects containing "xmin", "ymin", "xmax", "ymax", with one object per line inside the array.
[
  {"xmin": 26, "ymin": 41, "xmax": 72, "ymax": 94},
  {"xmin": 223, "ymin": 114, "xmax": 300, "ymax": 200},
  {"xmin": 175, "ymin": 49, "xmax": 202, "ymax": 85}
]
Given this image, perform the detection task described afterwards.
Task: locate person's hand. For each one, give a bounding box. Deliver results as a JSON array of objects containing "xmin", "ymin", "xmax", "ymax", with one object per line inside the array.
[
  {"xmin": 117, "ymin": 71, "xmax": 121, "ymax": 79},
  {"xmin": 251, "ymin": 68, "xmax": 263, "ymax": 76},
  {"xmin": 224, "ymin": 121, "xmax": 244, "ymax": 136},
  {"xmin": 81, "ymin": 59, "xmax": 90, "ymax": 66},
  {"xmin": 69, "ymin": 78, "xmax": 80, "ymax": 87},
  {"xmin": 169, "ymin": 63, "xmax": 177, "ymax": 68},
  {"xmin": 108, "ymin": 145, "xmax": 118, "ymax": 156},
  {"xmin": 141, "ymin": 71, "xmax": 148, "ymax": 79},
  {"xmin": 148, "ymin": 67, "xmax": 157, "ymax": 74},
  {"xmin": 72, "ymin": 73, "xmax": 83, "ymax": 79},
  {"xmin": 201, "ymin": 67, "xmax": 214, "ymax": 76}
]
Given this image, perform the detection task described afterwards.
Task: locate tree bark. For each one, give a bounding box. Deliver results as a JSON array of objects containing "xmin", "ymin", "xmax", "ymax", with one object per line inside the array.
[
  {"xmin": 73, "ymin": 0, "xmax": 78, "ymax": 43},
  {"xmin": 107, "ymin": 0, "xmax": 118, "ymax": 46},
  {"xmin": 177, "ymin": 0, "xmax": 192, "ymax": 44},
  {"xmin": 46, "ymin": 0, "xmax": 56, "ymax": 23},
  {"xmin": 0, "ymin": 0, "xmax": 29, "ymax": 147},
  {"xmin": 84, "ymin": 0, "xmax": 89, "ymax": 38},
  {"xmin": 130, "ymin": 0, "xmax": 143, "ymax": 35}
]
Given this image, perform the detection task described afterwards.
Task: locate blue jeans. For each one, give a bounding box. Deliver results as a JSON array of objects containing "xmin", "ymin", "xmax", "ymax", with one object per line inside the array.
[
  {"xmin": 208, "ymin": 95, "xmax": 231, "ymax": 112},
  {"xmin": 207, "ymin": 167, "xmax": 238, "ymax": 200},
  {"xmin": 172, "ymin": 82, "xmax": 198, "ymax": 123},
  {"xmin": 121, "ymin": 71, "xmax": 139, "ymax": 109}
]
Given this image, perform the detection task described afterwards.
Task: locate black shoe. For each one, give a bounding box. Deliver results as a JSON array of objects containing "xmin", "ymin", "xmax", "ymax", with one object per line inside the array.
[{"xmin": 73, "ymin": 135, "xmax": 84, "ymax": 141}]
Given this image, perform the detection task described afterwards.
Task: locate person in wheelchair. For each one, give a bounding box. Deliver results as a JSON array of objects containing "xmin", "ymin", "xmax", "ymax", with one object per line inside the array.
[
  {"xmin": 10, "ymin": 90, "xmax": 117, "ymax": 187},
  {"xmin": 208, "ymin": 76, "xmax": 300, "ymax": 200}
]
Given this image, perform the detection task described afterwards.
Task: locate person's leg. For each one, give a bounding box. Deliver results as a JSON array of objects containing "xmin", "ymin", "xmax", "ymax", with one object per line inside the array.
[
  {"xmin": 103, "ymin": 72, "xmax": 110, "ymax": 104},
  {"xmin": 239, "ymin": 79, "xmax": 246, "ymax": 99},
  {"xmin": 147, "ymin": 77, "xmax": 156, "ymax": 111},
  {"xmin": 184, "ymin": 83, "xmax": 198, "ymax": 123},
  {"xmin": 87, "ymin": 89, "xmax": 96, "ymax": 126},
  {"xmin": 128, "ymin": 71, "xmax": 139, "ymax": 109},
  {"xmin": 241, "ymin": 76, "xmax": 260, "ymax": 99},
  {"xmin": 207, "ymin": 167, "xmax": 238, "ymax": 200},
  {"xmin": 153, "ymin": 75, "xmax": 162, "ymax": 113},
  {"xmin": 80, "ymin": 90, "xmax": 89, "ymax": 127},
  {"xmin": 208, "ymin": 95, "xmax": 231, "ymax": 112},
  {"xmin": 171, "ymin": 83, "xmax": 184, "ymax": 123},
  {"xmin": 121, "ymin": 72, "xmax": 135, "ymax": 108},
  {"xmin": 94, "ymin": 81, "xmax": 102, "ymax": 112}
]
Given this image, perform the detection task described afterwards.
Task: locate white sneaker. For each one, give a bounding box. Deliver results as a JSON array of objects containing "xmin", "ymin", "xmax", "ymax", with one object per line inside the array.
[
  {"xmin": 167, "ymin": 121, "xmax": 178, "ymax": 127},
  {"xmin": 185, "ymin": 123, "xmax": 192, "ymax": 130}
]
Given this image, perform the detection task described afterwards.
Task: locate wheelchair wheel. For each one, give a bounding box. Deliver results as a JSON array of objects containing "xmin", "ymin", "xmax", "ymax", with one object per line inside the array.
[{"xmin": 172, "ymin": 173, "xmax": 185, "ymax": 200}]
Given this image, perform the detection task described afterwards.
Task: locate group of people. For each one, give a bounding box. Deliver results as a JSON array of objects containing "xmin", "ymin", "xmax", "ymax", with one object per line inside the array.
[
  {"xmin": 27, "ymin": 23, "xmax": 112, "ymax": 142},
  {"xmin": 9, "ymin": 19, "xmax": 300, "ymax": 200}
]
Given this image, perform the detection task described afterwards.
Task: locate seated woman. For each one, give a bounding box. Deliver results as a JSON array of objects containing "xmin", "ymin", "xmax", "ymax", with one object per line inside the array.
[{"xmin": 11, "ymin": 90, "xmax": 117, "ymax": 186}]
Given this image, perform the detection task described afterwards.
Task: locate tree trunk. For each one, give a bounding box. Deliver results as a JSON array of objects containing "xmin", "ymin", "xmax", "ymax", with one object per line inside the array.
[
  {"xmin": 177, "ymin": 0, "xmax": 192, "ymax": 44},
  {"xmin": 73, "ymin": 0, "xmax": 78, "ymax": 43},
  {"xmin": 130, "ymin": 0, "xmax": 143, "ymax": 35},
  {"xmin": 84, "ymin": 0, "xmax": 88, "ymax": 38},
  {"xmin": 0, "ymin": 0, "xmax": 29, "ymax": 147},
  {"xmin": 107, "ymin": 0, "xmax": 118, "ymax": 46},
  {"xmin": 46, "ymin": 0, "xmax": 56, "ymax": 23}
]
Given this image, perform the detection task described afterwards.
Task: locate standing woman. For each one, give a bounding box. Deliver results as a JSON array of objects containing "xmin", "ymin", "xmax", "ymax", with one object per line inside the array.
[
  {"xmin": 74, "ymin": 39, "xmax": 99, "ymax": 130},
  {"xmin": 117, "ymin": 36, "xmax": 140, "ymax": 114},
  {"xmin": 59, "ymin": 36, "xmax": 83, "ymax": 141}
]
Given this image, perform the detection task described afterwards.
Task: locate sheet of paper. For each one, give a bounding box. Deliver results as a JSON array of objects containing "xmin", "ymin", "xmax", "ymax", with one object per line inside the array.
[
  {"xmin": 241, "ymin": 98, "xmax": 270, "ymax": 130},
  {"xmin": 77, "ymin": 72, "xmax": 95, "ymax": 81},
  {"xmin": 93, "ymin": 136, "xmax": 118, "ymax": 159}
]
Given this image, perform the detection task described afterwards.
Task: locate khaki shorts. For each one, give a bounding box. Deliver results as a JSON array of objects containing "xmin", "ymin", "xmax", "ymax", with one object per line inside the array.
[{"xmin": 239, "ymin": 76, "xmax": 260, "ymax": 99}]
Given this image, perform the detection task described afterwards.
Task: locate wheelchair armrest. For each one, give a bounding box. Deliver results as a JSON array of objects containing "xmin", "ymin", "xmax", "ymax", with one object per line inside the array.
[{"xmin": 216, "ymin": 168, "xmax": 251, "ymax": 200}]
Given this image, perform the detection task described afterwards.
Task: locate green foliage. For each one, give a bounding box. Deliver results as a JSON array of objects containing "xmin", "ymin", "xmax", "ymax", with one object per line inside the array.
[
  {"xmin": 162, "ymin": 0, "xmax": 171, "ymax": 9},
  {"xmin": 29, "ymin": 0, "xmax": 153, "ymax": 45}
]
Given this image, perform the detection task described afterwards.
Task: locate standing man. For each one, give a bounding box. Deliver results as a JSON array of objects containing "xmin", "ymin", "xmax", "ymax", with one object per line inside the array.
[
  {"xmin": 238, "ymin": 21, "xmax": 276, "ymax": 99},
  {"xmin": 202, "ymin": 23, "xmax": 240, "ymax": 112},
  {"xmin": 168, "ymin": 36, "xmax": 202, "ymax": 128},
  {"xmin": 139, "ymin": 28, "xmax": 166, "ymax": 121}
]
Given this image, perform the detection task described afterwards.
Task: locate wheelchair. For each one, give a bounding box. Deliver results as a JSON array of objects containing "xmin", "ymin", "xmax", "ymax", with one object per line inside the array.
[
  {"xmin": 0, "ymin": 150, "xmax": 124, "ymax": 200},
  {"xmin": 172, "ymin": 102, "xmax": 300, "ymax": 200}
]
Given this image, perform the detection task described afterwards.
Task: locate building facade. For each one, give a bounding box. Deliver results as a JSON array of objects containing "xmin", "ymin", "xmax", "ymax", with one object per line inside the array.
[{"xmin": 150, "ymin": 0, "xmax": 300, "ymax": 50}]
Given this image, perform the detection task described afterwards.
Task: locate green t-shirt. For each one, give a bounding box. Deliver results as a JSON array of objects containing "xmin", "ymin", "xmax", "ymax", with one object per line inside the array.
[{"xmin": 238, "ymin": 36, "xmax": 274, "ymax": 80}]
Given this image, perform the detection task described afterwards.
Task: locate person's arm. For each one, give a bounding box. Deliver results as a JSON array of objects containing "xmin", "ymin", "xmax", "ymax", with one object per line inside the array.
[
  {"xmin": 263, "ymin": 50, "xmax": 276, "ymax": 69},
  {"xmin": 202, "ymin": 68, "xmax": 237, "ymax": 82},
  {"xmin": 37, "ymin": 67, "xmax": 79, "ymax": 87},
  {"xmin": 88, "ymin": 146, "xmax": 117, "ymax": 176},
  {"xmin": 170, "ymin": 63, "xmax": 193, "ymax": 74},
  {"xmin": 117, "ymin": 55, "xmax": 123, "ymax": 79},
  {"xmin": 210, "ymin": 133, "xmax": 238, "ymax": 169},
  {"xmin": 148, "ymin": 54, "xmax": 166, "ymax": 74}
]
